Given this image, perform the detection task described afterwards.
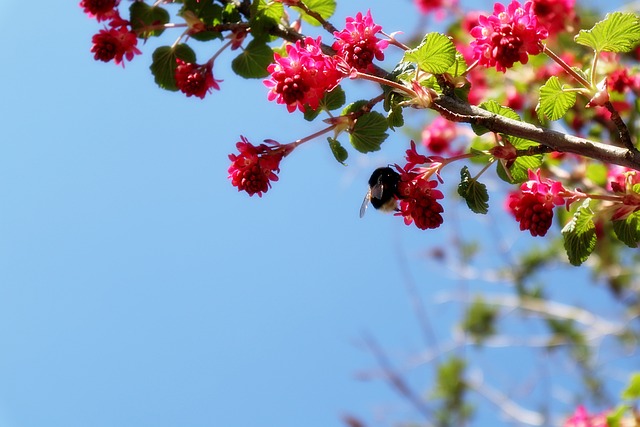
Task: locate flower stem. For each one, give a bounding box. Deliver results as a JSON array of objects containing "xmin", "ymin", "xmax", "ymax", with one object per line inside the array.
[{"xmin": 354, "ymin": 72, "xmax": 417, "ymax": 98}]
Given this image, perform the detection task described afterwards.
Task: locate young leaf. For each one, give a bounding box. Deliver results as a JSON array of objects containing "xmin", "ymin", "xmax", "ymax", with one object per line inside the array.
[
  {"xmin": 387, "ymin": 105, "xmax": 404, "ymax": 130},
  {"xmin": 403, "ymin": 33, "xmax": 456, "ymax": 74},
  {"xmin": 129, "ymin": 2, "xmax": 170, "ymax": 38},
  {"xmin": 496, "ymin": 155, "xmax": 543, "ymax": 184},
  {"xmin": 537, "ymin": 76, "xmax": 577, "ymax": 121},
  {"xmin": 458, "ymin": 166, "xmax": 489, "ymax": 214},
  {"xmin": 293, "ymin": 0, "xmax": 336, "ymax": 26},
  {"xmin": 575, "ymin": 12, "xmax": 640, "ymax": 53},
  {"xmin": 327, "ymin": 137, "xmax": 348, "ymax": 165},
  {"xmin": 613, "ymin": 211, "xmax": 640, "ymax": 248},
  {"xmin": 249, "ymin": 0, "xmax": 284, "ymax": 37},
  {"xmin": 150, "ymin": 45, "xmax": 197, "ymax": 91},
  {"xmin": 231, "ymin": 39, "xmax": 273, "ymax": 78},
  {"xmin": 303, "ymin": 86, "xmax": 346, "ymax": 121},
  {"xmin": 472, "ymin": 100, "xmax": 520, "ymax": 135},
  {"xmin": 561, "ymin": 199, "xmax": 596, "ymax": 266},
  {"xmin": 622, "ymin": 372, "xmax": 640, "ymax": 400},
  {"xmin": 350, "ymin": 111, "xmax": 389, "ymax": 153}
]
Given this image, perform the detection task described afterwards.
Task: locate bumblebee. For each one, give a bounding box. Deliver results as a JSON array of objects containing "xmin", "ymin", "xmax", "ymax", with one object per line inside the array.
[{"xmin": 359, "ymin": 166, "xmax": 401, "ymax": 218}]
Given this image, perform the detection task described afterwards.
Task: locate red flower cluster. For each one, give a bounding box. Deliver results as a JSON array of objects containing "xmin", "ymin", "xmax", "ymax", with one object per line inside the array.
[
  {"xmin": 507, "ymin": 169, "xmax": 566, "ymax": 237},
  {"xmin": 332, "ymin": 10, "xmax": 389, "ymax": 73},
  {"xmin": 531, "ymin": 0, "xmax": 576, "ymax": 36},
  {"xmin": 83, "ymin": 0, "xmax": 140, "ymax": 66},
  {"xmin": 470, "ymin": 0, "xmax": 548, "ymax": 72},
  {"xmin": 228, "ymin": 137, "xmax": 293, "ymax": 197},
  {"xmin": 174, "ymin": 59, "xmax": 221, "ymax": 99},
  {"xmin": 394, "ymin": 142, "xmax": 445, "ymax": 230},
  {"xmin": 264, "ymin": 37, "xmax": 343, "ymax": 113},
  {"xmin": 607, "ymin": 68, "xmax": 638, "ymax": 94},
  {"xmin": 421, "ymin": 116, "xmax": 459, "ymax": 155},
  {"xmin": 414, "ymin": 0, "xmax": 459, "ymax": 20},
  {"xmin": 80, "ymin": 0, "xmax": 120, "ymax": 22}
]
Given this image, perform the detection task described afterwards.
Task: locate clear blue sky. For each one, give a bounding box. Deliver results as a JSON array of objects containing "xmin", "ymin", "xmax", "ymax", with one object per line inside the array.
[{"xmin": 0, "ymin": 1, "xmax": 632, "ymax": 427}]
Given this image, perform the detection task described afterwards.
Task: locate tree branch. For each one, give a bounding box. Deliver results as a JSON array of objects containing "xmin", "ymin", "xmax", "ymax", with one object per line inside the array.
[{"xmin": 432, "ymin": 95, "xmax": 640, "ymax": 171}]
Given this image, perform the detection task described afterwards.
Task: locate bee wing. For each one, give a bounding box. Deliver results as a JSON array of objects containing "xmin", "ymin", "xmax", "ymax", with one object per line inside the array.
[
  {"xmin": 359, "ymin": 190, "xmax": 371, "ymax": 218},
  {"xmin": 370, "ymin": 183, "xmax": 384, "ymax": 200}
]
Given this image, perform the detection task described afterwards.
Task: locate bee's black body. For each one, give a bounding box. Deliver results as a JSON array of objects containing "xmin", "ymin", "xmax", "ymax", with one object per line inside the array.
[{"xmin": 360, "ymin": 167, "xmax": 401, "ymax": 218}]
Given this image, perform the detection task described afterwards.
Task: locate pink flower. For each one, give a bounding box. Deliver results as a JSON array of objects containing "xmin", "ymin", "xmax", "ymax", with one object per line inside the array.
[
  {"xmin": 507, "ymin": 169, "xmax": 566, "ymax": 237},
  {"xmin": 421, "ymin": 116, "xmax": 459, "ymax": 155},
  {"xmin": 264, "ymin": 37, "xmax": 343, "ymax": 113},
  {"xmin": 228, "ymin": 136, "xmax": 293, "ymax": 197},
  {"xmin": 174, "ymin": 59, "xmax": 221, "ymax": 99},
  {"xmin": 414, "ymin": 0, "xmax": 459, "ymax": 20},
  {"xmin": 563, "ymin": 406, "xmax": 608, "ymax": 427},
  {"xmin": 532, "ymin": 0, "xmax": 576, "ymax": 36},
  {"xmin": 395, "ymin": 166, "xmax": 445, "ymax": 230},
  {"xmin": 332, "ymin": 10, "xmax": 388, "ymax": 73},
  {"xmin": 470, "ymin": 1, "xmax": 548, "ymax": 72},
  {"xmin": 80, "ymin": 0, "xmax": 120, "ymax": 22},
  {"xmin": 90, "ymin": 25, "xmax": 141, "ymax": 66},
  {"xmin": 607, "ymin": 68, "xmax": 637, "ymax": 93}
]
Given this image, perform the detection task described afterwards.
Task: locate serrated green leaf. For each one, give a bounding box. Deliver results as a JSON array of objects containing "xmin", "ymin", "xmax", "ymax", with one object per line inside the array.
[
  {"xmin": 458, "ymin": 166, "xmax": 489, "ymax": 214},
  {"xmin": 575, "ymin": 12, "xmax": 640, "ymax": 53},
  {"xmin": 303, "ymin": 86, "xmax": 345, "ymax": 121},
  {"xmin": 561, "ymin": 199, "xmax": 596, "ymax": 266},
  {"xmin": 350, "ymin": 111, "xmax": 388, "ymax": 153},
  {"xmin": 250, "ymin": 0, "xmax": 284, "ymax": 37},
  {"xmin": 403, "ymin": 33, "xmax": 456, "ymax": 74},
  {"xmin": 387, "ymin": 105, "xmax": 404, "ymax": 130},
  {"xmin": 294, "ymin": 0, "xmax": 336, "ymax": 26},
  {"xmin": 231, "ymin": 39, "xmax": 273, "ymax": 78},
  {"xmin": 622, "ymin": 372, "xmax": 640, "ymax": 400},
  {"xmin": 613, "ymin": 211, "xmax": 640, "ymax": 247},
  {"xmin": 130, "ymin": 2, "xmax": 170, "ymax": 38},
  {"xmin": 448, "ymin": 51, "xmax": 468, "ymax": 77},
  {"xmin": 328, "ymin": 137, "xmax": 348, "ymax": 165},
  {"xmin": 536, "ymin": 76, "xmax": 577, "ymax": 121},
  {"xmin": 180, "ymin": 0, "xmax": 224, "ymax": 41},
  {"xmin": 150, "ymin": 44, "xmax": 197, "ymax": 91},
  {"xmin": 342, "ymin": 100, "xmax": 368, "ymax": 115},
  {"xmin": 496, "ymin": 155, "xmax": 543, "ymax": 184},
  {"xmin": 472, "ymin": 100, "xmax": 520, "ymax": 135}
]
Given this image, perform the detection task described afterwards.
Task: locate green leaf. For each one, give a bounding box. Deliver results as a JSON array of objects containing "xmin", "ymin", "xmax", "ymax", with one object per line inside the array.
[
  {"xmin": 575, "ymin": 12, "xmax": 640, "ymax": 53},
  {"xmin": 294, "ymin": 0, "xmax": 336, "ymax": 26},
  {"xmin": 403, "ymin": 33, "xmax": 456, "ymax": 74},
  {"xmin": 537, "ymin": 76, "xmax": 577, "ymax": 121},
  {"xmin": 496, "ymin": 154, "xmax": 543, "ymax": 184},
  {"xmin": 303, "ymin": 86, "xmax": 345, "ymax": 121},
  {"xmin": 387, "ymin": 105, "xmax": 404, "ymax": 130},
  {"xmin": 327, "ymin": 137, "xmax": 348, "ymax": 165},
  {"xmin": 231, "ymin": 39, "xmax": 273, "ymax": 78},
  {"xmin": 621, "ymin": 372, "xmax": 640, "ymax": 400},
  {"xmin": 180, "ymin": 0, "xmax": 224, "ymax": 41},
  {"xmin": 606, "ymin": 405, "xmax": 629, "ymax": 427},
  {"xmin": 472, "ymin": 100, "xmax": 520, "ymax": 136},
  {"xmin": 150, "ymin": 44, "xmax": 197, "ymax": 91},
  {"xmin": 613, "ymin": 211, "xmax": 640, "ymax": 248},
  {"xmin": 250, "ymin": 0, "xmax": 284, "ymax": 37},
  {"xmin": 129, "ymin": 2, "xmax": 170, "ymax": 38},
  {"xmin": 561, "ymin": 199, "xmax": 596, "ymax": 266},
  {"xmin": 462, "ymin": 296, "xmax": 497, "ymax": 343},
  {"xmin": 458, "ymin": 166, "xmax": 489, "ymax": 215},
  {"xmin": 350, "ymin": 111, "xmax": 389, "ymax": 153},
  {"xmin": 448, "ymin": 51, "xmax": 468, "ymax": 77}
]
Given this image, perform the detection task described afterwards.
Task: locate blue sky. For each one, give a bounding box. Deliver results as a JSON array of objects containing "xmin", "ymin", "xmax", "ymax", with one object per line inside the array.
[{"xmin": 0, "ymin": 1, "xmax": 633, "ymax": 427}]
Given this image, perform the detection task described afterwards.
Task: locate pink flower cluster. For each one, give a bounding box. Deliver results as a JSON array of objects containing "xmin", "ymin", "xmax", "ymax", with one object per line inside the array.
[
  {"xmin": 81, "ymin": 0, "xmax": 141, "ymax": 66},
  {"xmin": 563, "ymin": 406, "xmax": 607, "ymax": 427},
  {"xmin": 421, "ymin": 116, "xmax": 460, "ymax": 155},
  {"xmin": 507, "ymin": 169, "xmax": 566, "ymax": 237},
  {"xmin": 264, "ymin": 37, "xmax": 343, "ymax": 113},
  {"xmin": 228, "ymin": 136, "xmax": 293, "ymax": 197},
  {"xmin": 470, "ymin": 0, "xmax": 548, "ymax": 72},
  {"xmin": 174, "ymin": 59, "xmax": 221, "ymax": 99},
  {"xmin": 531, "ymin": 0, "xmax": 576, "ymax": 36},
  {"xmin": 332, "ymin": 11, "xmax": 389, "ymax": 73},
  {"xmin": 414, "ymin": 0, "xmax": 459, "ymax": 20}
]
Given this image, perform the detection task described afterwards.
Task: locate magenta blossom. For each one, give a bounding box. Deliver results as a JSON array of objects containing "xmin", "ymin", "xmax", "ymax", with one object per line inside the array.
[
  {"xmin": 332, "ymin": 10, "xmax": 389, "ymax": 73},
  {"xmin": 470, "ymin": 0, "xmax": 548, "ymax": 72},
  {"xmin": 264, "ymin": 37, "xmax": 343, "ymax": 113}
]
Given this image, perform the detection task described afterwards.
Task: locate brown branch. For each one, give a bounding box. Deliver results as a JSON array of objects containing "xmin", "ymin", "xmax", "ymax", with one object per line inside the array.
[
  {"xmin": 432, "ymin": 95, "xmax": 640, "ymax": 171},
  {"xmin": 604, "ymin": 101, "xmax": 635, "ymax": 151}
]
